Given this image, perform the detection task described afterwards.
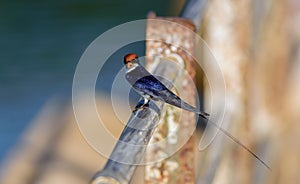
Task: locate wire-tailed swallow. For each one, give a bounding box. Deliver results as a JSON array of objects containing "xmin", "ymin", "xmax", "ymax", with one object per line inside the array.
[
  {"xmin": 123, "ymin": 53, "xmax": 271, "ymax": 170},
  {"xmin": 124, "ymin": 53, "xmax": 209, "ymax": 118}
]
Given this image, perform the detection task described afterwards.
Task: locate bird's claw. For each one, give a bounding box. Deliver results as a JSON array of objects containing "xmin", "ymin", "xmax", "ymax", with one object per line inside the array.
[{"xmin": 132, "ymin": 103, "xmax": 149, "ymax": 113}]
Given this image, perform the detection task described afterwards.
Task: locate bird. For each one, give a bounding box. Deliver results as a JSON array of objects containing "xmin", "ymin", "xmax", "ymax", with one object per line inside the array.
[
  {"xmin": 124, "ymin": 53, "xmax": 209, "ymax": 118},
  {"xmin": 123, "ymin": 53, "xmax": 271, "ymax": 170}
]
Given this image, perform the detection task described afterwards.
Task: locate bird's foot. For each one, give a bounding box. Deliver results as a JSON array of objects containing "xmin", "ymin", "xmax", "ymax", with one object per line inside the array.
[{"xmin": 132, "ymin": 99, "xmax": 150, "ymax": 113}]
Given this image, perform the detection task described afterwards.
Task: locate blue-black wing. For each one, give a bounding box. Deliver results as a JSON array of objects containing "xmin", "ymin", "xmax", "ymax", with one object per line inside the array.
[
  {"xmin": 125, "ymin": 65, "xmax": 168, "ymax": 96},
  {"xmin": 125, "ymin": 65, "xmax": 209, "ymax": 117}
]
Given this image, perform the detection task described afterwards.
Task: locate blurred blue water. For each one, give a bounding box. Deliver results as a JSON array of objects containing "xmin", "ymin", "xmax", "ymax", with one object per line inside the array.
[{"xmin": 0, "ymin": 0, "xmax": 175, "ymax": 163}]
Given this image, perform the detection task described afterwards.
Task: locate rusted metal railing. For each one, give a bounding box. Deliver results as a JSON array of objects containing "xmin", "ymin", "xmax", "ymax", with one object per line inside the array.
[
  {"xmin": 144, "ymin": 13, "xmax": 197, "ymax": 184},
  {"xmin": 91, "ymin": 0, "xmax": 208, "ymax": 183}
]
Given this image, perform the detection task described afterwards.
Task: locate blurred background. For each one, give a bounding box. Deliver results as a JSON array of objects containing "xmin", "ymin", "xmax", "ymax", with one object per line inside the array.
[
  {"xmin": 0, "ymin": 0, "xmax": 179, "ymax": 160},
  {"xmin": 1, "ymin": 0, "xmax": 300, "ymax": 183},
  {"xmin": 0, "ymin": 0, "xmax": 183, "ymax": 183}
]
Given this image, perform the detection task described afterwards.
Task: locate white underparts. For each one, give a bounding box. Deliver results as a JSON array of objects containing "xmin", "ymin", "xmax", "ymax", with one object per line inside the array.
[{"xmin": 127, "ymin": 63, "xmax": 139, "ymax": 73}]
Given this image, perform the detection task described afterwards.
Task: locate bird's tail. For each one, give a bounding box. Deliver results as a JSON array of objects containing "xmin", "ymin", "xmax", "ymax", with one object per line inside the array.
[
  {"xmin": 163, "ymin": 93, "xmax": 271, "ymax": 170},
  {"xmin": 199, "ymin": 115, "xmax": 271, "ymax": 170}
]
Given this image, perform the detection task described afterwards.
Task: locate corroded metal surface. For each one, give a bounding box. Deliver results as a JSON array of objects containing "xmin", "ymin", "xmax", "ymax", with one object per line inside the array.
[{"xmin": 145, "ymin": 13, "xmax": 197, "ymax": 184}]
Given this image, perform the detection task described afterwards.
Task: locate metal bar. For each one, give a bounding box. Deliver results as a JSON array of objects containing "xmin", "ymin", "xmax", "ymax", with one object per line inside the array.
[
  {"xmin": 90, "ymin": 105, "xmax": 160, "ymax": 184},
  {"xmin": 180, "ymin": 0, "xmax": 209, "ymax": 30}
]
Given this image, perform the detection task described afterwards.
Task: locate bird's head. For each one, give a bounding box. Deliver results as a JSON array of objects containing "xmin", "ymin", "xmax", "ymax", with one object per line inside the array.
[{"xmin": 124, "ymin": 53, "xmax": 139, "ymax": 70}]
